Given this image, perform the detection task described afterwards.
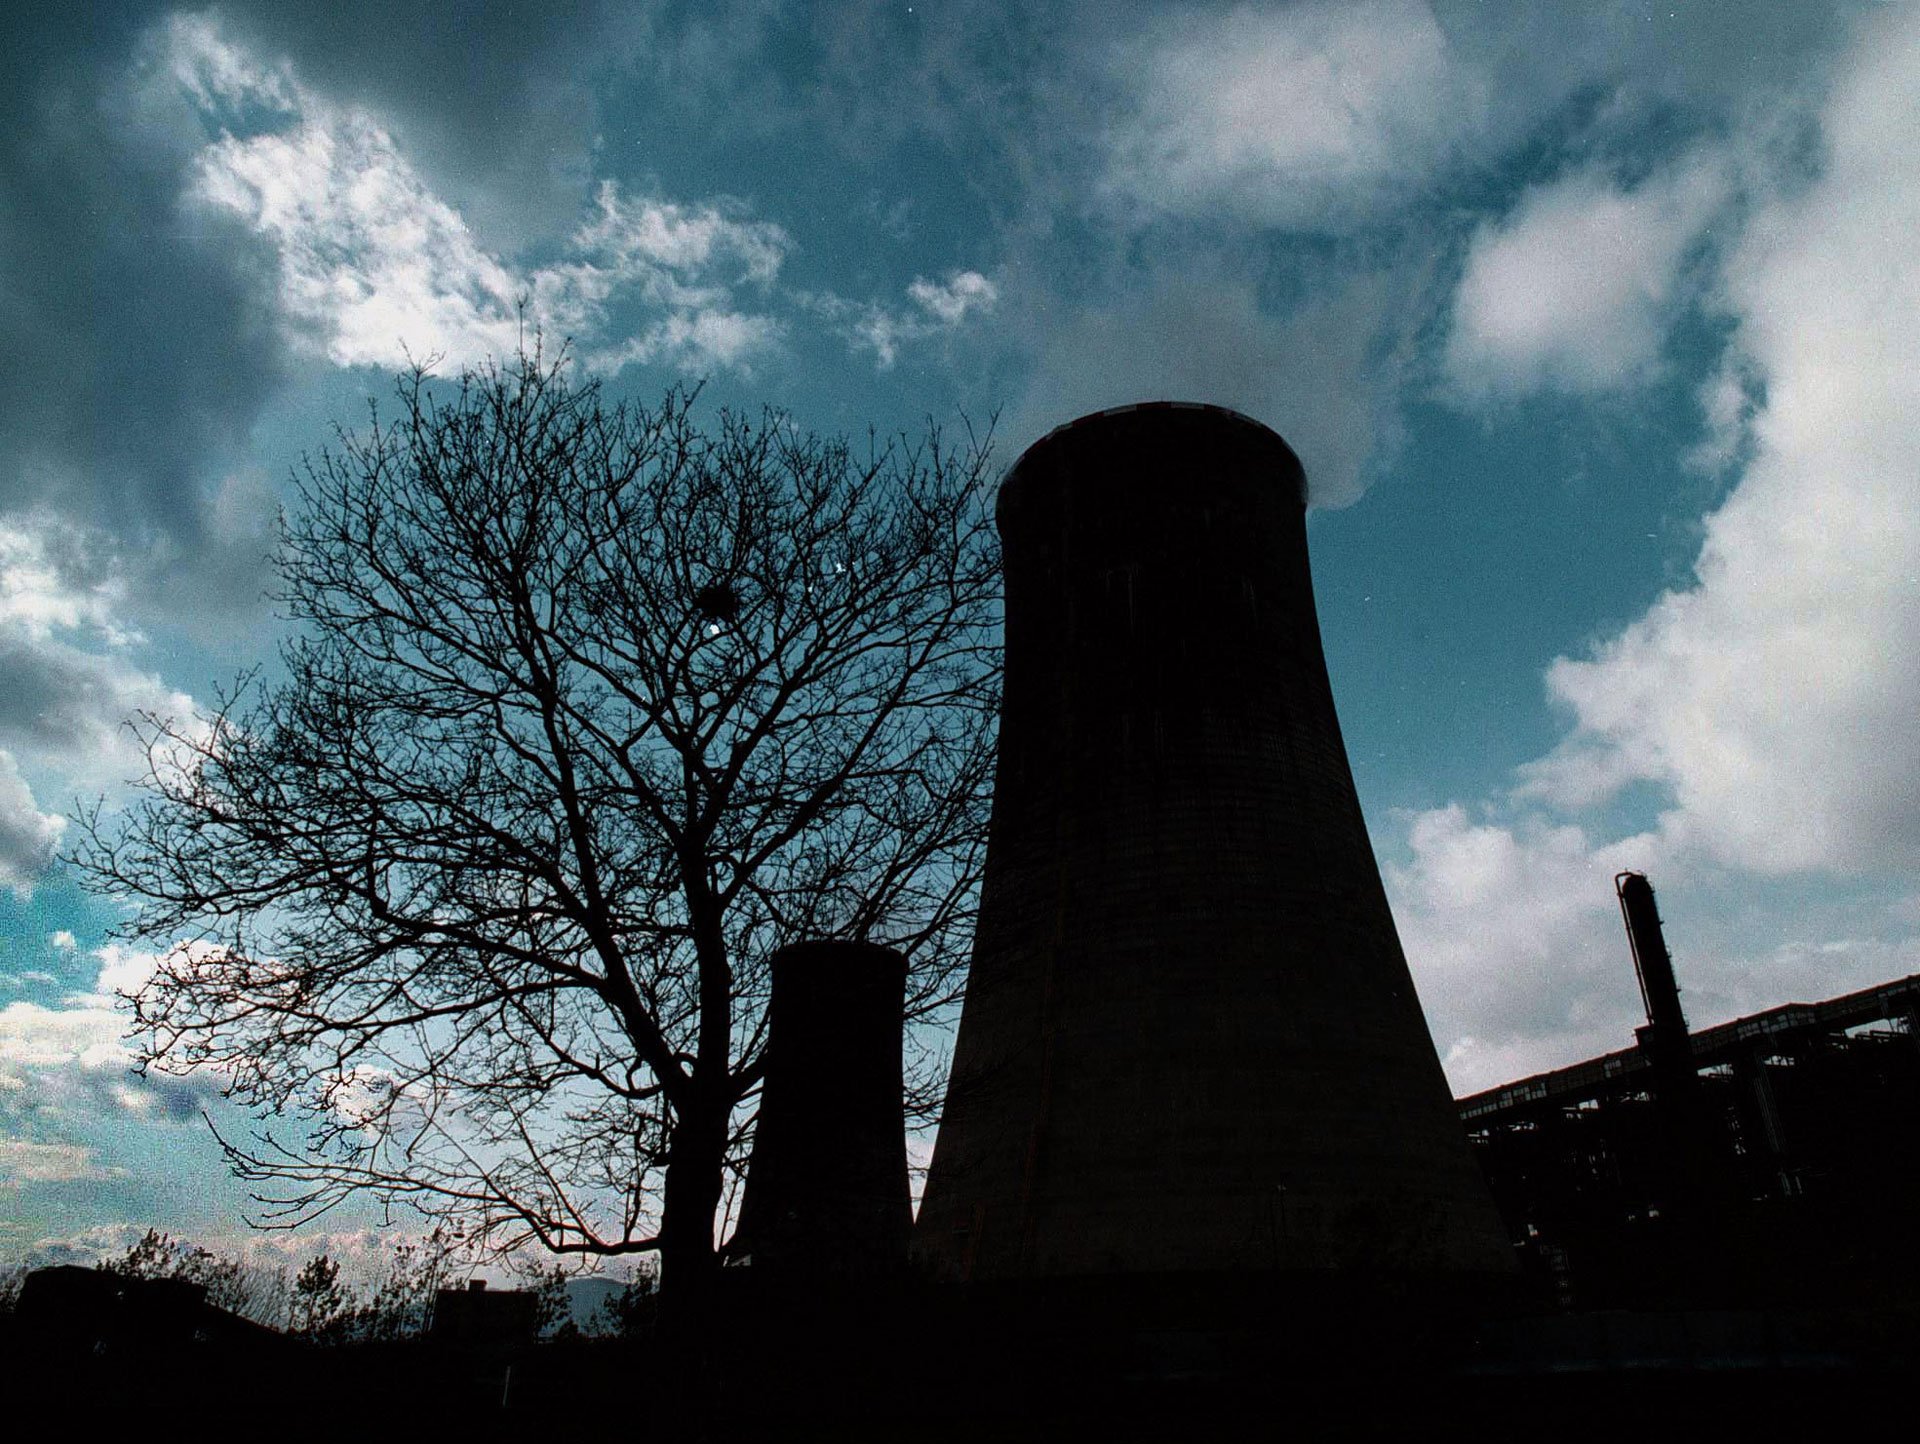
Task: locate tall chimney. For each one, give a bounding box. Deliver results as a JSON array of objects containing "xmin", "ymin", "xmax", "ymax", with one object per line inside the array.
[
  {"xmin": 1617, "ymin": 872, "xmax": 1689, "ymax": 1042},
  {"xmin": 914, "ymin": 404, "xmax": 1511, "ymax": 1282},
  {"xmin": 1615, "ymin": 871, "xmax": 1704, "ymax": 1212}
]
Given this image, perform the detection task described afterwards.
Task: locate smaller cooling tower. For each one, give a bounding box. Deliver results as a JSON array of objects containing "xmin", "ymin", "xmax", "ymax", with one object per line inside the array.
[{"xmin": 733, "ymin": 941, "xmax": 912, "ymax": 1278}]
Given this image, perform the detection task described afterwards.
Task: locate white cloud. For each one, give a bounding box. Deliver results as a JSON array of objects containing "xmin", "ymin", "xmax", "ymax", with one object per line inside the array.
[
  {"xmin": 13, "ymin": 1219, "xmax": 469, "ymax": 1287},
  {"xmin": 1685, "ymin": 358, "xmax": 1759, "ymax": 474},
  {"xmin": 0, "ymin": 519, "xmax": 129, "ymax": 641},
  {"xmin": 1520, "ymin": 6, "xmax": 1920, "ymax": 876},
  {"xmin": 163, "ymin": 11, "xmax": 298, "ymax": 117},
  {"xmin": 170, "ymin": 11, "xmax": 525, "ymax": 372},
  {"xmin": 1445, "ymin": 155, "xmax": 1731, "ymax": 396},
  {"xmin": 0, "ymin": 751, "xmax": 62, "ymax": 896},
  {"xmin": 1102, "ymin": 1, "xmax": 1476, "ymax": 227},
  {"xmin": 0, "ymin": 519, "xmax": 201, "ymax": 820},
  {"xmin": 1389, "ymin": 8, "xmax": 1920, "ymax": 1096},
  {"xmin": 585, "ymin": 309, "xmax": 785, "ymax": 375},
  {"xmin": 1384, "ymin": 804, "xmax": 1662, "ymax": 1093},
  {"xmin": 16, "ymin": 1221, "xmax": 155, "ymax": 1267},
  {"xmin": 569, "ymin": 180, "xmax": 788, "ymax": 289},
  {"xmin": 907, "ymin": 271, "xmax": 997, "ymax": 327},
  {"xmin": 178, "ymin": 22, "xmax": 788, "ymax": 377},
  {"xmin": 540, "ymin": 184, "xmax": 794, "ymax": 374},
  {"xmin": 831, "ymin": 269, "xmax": 1000, "ymax": 370},
  {"xmin": 0, "ymin": 1138, "xmax": 123, "ymax": 1189},
  {"xmin": 214, "ymin": 1224, "xmax": 454, "ymax": 1284},
  {"xmin": 170, "ymin": 15, "xmax": 998, "ymax": 385},
  {"xmin": 0, "ymin": 518, "xmax": 207, "ymax": 899},
  {"xmin": 195, "ymin": 108, "xmax": 528, "ymax": 371},
  {"xmin": 0, "ymin": 993, "xmax": 125, "ymax": 1073},
  {"xmin": 1389, "ymin": 796, "xmax": 1920, "ymax": 1093},
  {"xmin": 91, "ymin": 943, "xmax": 162, "ymax": 1001},
  {"xmin": 0, "ymin": 944, "xmax": 225, "ymax": 1125}
]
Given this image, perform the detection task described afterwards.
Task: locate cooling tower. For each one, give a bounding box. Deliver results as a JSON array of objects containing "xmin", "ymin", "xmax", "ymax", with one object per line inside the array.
[
  {"xmin": 914, "ymin": 403, "xmax": 1512, "ymax": 1284},
  {"xmin": 734, "ymin": 941, "xmax": 912, "ymax": 1278}
]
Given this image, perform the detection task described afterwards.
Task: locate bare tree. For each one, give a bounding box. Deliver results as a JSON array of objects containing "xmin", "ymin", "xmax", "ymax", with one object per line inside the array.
[
  {"xmin": 74, "ymin": 345, "xmax": 1001, "ymax": 1303},
  {"xmin": 288, "ymin": 1253, "xmax": 351, "ymax": 1340}
]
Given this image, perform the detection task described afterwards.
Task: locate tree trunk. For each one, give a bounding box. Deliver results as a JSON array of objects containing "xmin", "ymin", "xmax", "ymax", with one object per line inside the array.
[
  {"xmin": 656, "ymin": 1085, "xmax": 730, "ymax": 1316},
  {"xmin": 659, "ymin": 879, "xmax": 735, "ymax": 1320}
]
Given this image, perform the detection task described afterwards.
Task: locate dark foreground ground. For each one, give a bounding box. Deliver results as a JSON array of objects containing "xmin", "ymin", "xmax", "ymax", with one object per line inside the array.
[{"xmin": 5, "ymin": 1295, "xmax": 1914, "ymax": 1439}]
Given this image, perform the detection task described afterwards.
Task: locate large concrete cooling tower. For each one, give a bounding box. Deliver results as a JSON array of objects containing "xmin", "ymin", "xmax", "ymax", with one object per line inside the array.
[{"xmin": 914, "ymin": 403, "xmax": 1511, "ymax": 1284}]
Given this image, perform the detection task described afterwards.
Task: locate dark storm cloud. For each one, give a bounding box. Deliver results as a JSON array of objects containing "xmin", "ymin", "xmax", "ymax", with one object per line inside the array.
[
  {"xmin": 0, "ymin": 633, "xmax": 180, "ymax": 767},
  {"xmin": 0, "ymin": 1050, "xmax": 225, "ymax": 1129},
  {"xmin": 211, "ymin": 0, "xmax": 623, "ymax": 249},
  {"xmin": 0, "ymin": 3, "xmax": 285, "ymax": 588},
  {"xmin": 0, "ymin": 2, "xmax": 636, "ymax": 620}
]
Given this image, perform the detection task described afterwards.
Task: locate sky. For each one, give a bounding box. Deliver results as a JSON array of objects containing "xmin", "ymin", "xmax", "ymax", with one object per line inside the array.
[{"xmin": 5, "ymin": 0, "xmax": 1920, "ymax": 1269}]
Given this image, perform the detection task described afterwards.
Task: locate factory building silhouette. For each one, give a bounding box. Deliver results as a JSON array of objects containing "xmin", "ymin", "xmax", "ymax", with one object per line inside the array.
[
  {"xmin": 912, "ymin": 403, "xmax": 1511, "ymax": 1285},
  {"xmin": 1462, "ymin": 873, "xmax": 1920, "ymax": 1313}
]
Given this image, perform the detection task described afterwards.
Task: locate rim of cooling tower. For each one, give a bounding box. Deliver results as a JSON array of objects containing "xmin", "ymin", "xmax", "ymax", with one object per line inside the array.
[{"xmin": 1005, "ymin": 401, "xmax": 1308, "ymax": 514}]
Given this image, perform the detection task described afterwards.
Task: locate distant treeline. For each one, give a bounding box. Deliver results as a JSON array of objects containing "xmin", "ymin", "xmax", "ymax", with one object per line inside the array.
[{"xmin": 0, "ymin": 1227, "xmax": 656, "ymax": 1340}]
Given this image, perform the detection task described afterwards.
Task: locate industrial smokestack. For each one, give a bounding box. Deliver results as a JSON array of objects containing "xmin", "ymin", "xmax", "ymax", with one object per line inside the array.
[
  {"xmin": 914, "ymin": 403, "xmax": 1511, "ymax": 1282},
  {"xmin": 1615, "ymin": 871, "xmax": 1704, "ymax": 1215},
  {"xmin": 1616, "ymin": 871, "xmax": 1688, "ymax": 1040},
  {"xmin": 734, "ymin": 941, "xmax": 912, "ymax": 1279}
]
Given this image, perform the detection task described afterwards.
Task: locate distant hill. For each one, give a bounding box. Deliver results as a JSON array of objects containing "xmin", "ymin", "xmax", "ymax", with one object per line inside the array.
[{"xmin": 560, "ymin": 1274, "xmax": 628, "ymax": 1333}]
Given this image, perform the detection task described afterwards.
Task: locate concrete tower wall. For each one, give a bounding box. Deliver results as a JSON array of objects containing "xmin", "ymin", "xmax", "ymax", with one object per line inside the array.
[{"xmin": 914, "ymin": 404, "xmax": 1512, "ymax": 1281}]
